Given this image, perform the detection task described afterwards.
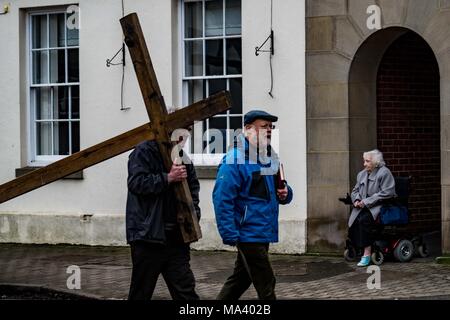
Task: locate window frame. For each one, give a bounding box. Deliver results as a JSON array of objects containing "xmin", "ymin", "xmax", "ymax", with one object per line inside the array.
[
  {"xmin": 180, "ymin": 0, "xmax": 242, "ymax": 166},
  {"xmin": 27, "ymin": 8, "xmax": 80, "ymax": 166}
]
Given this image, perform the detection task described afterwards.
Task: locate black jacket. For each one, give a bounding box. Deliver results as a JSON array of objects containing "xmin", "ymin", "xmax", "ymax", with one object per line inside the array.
[{"xmin": 125, "ymin": 140, "xmax": 200, "ymax": 244}]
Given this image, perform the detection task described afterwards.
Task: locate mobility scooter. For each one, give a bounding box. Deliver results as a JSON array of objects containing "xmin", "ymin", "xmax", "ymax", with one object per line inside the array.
[{"xmin": 340, "ymin": 176, "xmax": 428, "ymax": 265}]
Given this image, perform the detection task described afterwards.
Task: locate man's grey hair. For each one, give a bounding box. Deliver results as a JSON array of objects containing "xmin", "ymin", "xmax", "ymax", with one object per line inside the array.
[
  {"xmin": 167, "ymin": 106, "xmax": 179, "ymax": 114},
  {"xmin": 364, "ymin": 149, "xmax": 386, "ymax": 167}
]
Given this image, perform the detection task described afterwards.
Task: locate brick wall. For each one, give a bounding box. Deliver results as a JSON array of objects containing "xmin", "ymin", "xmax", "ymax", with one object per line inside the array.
[{"xmin": 377, "ymin": 32, "xmax": 441, "ymax": 233}]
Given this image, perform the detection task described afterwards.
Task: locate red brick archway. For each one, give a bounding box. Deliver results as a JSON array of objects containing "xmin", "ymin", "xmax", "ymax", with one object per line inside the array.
[{"xmin": 377, "ymin": 31, "xmax": 441, "ymax": 234}]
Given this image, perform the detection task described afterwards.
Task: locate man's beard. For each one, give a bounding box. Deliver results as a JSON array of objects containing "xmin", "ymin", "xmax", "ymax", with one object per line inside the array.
[{"xmin": 258, "ymin": 135, "xmax": 271, "ymax": 147}]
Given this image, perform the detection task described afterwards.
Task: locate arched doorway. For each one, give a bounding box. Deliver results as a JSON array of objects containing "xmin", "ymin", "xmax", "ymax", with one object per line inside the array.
[
  {"xmin": 377, "ymin": 31, "xmax": 441, "ymax": 237},
  {"xmin": 349, "ymin": 28, "xmax": 441, "ymax": 251},
  {"xmin": 306, "ymin": 1, "xmax": 450, "ymax": 255}
]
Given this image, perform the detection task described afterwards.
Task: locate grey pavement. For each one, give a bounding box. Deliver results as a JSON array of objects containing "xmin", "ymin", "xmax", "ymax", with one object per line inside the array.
[{"xmin": 0, "ymin": 242, "xmax": 450, "ymax": 300}]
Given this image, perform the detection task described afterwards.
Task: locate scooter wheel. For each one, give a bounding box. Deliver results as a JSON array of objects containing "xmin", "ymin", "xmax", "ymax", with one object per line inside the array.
[
  {"xmin": 344, "ymin": 248, "xmax": 357, "ymax": 262},
  {"xmin": 393, "ymin": 239, "xmax": 414, "ymax": 262},
  {"xmin": 371, "ymin": 251, "xmax": 384, "ymax": 266},
  {"xmin": 417, "ymin": 244, "xmax": 429, "ymax": 258}
]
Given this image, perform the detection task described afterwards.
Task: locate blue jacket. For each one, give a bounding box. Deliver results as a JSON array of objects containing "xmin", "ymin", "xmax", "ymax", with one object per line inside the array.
[{"xmin": 212, "ymin": 135, "xmax": 293, "ymax": 245}]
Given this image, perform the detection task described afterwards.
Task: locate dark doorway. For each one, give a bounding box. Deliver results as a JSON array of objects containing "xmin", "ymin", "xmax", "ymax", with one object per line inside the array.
[{"xmin": 377, "ymin": 31, "xmax": 441, "ymax": 235}]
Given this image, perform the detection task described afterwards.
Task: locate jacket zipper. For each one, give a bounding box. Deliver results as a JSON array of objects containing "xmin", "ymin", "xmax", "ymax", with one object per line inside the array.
[{"xmin": 240, "ymin": 205, "xmax": 248, "ymax": 225}]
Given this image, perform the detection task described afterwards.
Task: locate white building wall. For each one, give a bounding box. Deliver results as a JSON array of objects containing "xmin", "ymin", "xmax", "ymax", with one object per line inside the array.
[
  {"xmin": 194, "ymin": 0, "xmax": 307, "ymax": 253},
  {"xmin": 246, "ymin": 0, "xmax": 306, "ymax": 253},
  {"xmin": 0, "ymin": 0, "xmax": 306, "ymax": 254}
]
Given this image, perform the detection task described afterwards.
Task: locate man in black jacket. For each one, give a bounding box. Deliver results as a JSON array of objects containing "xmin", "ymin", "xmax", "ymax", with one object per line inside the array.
[{"xmin": 126, "ymin": 132, "xmax": 200, "ymax": 300}]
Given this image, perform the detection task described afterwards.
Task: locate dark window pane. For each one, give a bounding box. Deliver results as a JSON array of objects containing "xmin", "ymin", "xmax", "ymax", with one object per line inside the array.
[
  {"xmin": 202, "ymin": 119, "xmax": 208, "ymax": 152},
  {"xmin": 230, "ymin": 116, "xmax": 243, "ymax": 147},
  {"xmin": 53, "ymin": 86, "xmax": 69, "ymax": 120},
  {"xmin": 190, "ymin": 122, "xmax": 204, "ymax": 154},
  {"xmin": 68, "ymin": 49, "xmax": 79, "ymax": 82},
  {"xmin": 53, "ymin": 121, "xmax": 69, "ymax": 155},
  {"xmin": 226, "ymin": 0, "xmax": 241, "ymax": 35},
  {"xmin": 205, "ymin": 0, "xmax": 223, "ymax": 37},
  {"xmin": 32, "ymin": 15, "xmax": 48, "ymax": 49},
  {"xmin": 206, "ymin": 39, "xmax": 224, "ymax": 75},
  {"xmin": 208, "ymin": 117, "xmax": 227, "ymax": 154},
  {"xmin": 72, "ymin": 121, "xmax": 80, "ymax": 153},
  {"xmin": 187, "ymin": 80, "xmax": 205, "ymax": 105},
  {"xmin": 32, "ymin": 51, "xmax": 49, "ymax": 84},
  {"xmin": 49, "ymin": 49, "xmax": 66, "ymax": 83},
  {"xmin": 208, "ymin": 79, "xmax": 227, "ymax": 115},
  {"xmin": 208, "ymin": 79, "xmax": 226, "ymax": 95},
  {"xmin": 36, "ymin": 122, "xmax": 52, "ymax": 155},
  {"xmin": 71, "ymin": 86, "xmax": 80, "ymax": 119},
  {"xmin": 66, "ymin": 11, "xmax": 79, "ymax": 46},
  {"xmin": 229, "ymin": 78, "xmax": 242, "ymax": 114},
  {"xmin": 185, "ymin": 40, "xmax": 203, "ymax": 76},
  {"xmin": 49, "ymin": 13, "xmax": 66, "ymax": 47},
  {"xmin": 67, "ymin": 28, "xmax": 79, "ymax": 47},
  {"xmin": 189, "ymin": 121, "xmax": 195, "ymax": 154},
  {"xmin": 226, "ymin": 38, "xmax": 242, "ymax": 75},
  {"xmin": 33, "ymin": 87, "xmax": 52, "ymax": 120},
  {"xmin": 230, "ymin": 116, "xmax": 242, "ymax": 131},
  {"xmin": 184, "ymin": 1, "xmax": 202, "ymax": 38}
]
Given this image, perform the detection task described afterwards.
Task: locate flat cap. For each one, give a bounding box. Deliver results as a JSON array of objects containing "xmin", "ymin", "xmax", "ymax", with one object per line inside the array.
[{"xmin": 244, "ymin": 110, "xmax": 278, "ymax": 125}]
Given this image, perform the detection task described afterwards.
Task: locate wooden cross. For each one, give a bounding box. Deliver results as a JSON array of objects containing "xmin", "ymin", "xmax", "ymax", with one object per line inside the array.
[{"xmin": 0, "ymin": 13, "xmax": 231, "ymax": 243}]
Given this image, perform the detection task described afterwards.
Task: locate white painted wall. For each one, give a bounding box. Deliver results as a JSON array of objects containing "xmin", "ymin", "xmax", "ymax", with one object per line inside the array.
[
  {"xmin": 194, "ymin": 0, "xmax": 307, "ymax": 253},
  {"xmin": 0, "ymin": 0, "xmax": 306, "ymax": 254},
  {"xmin": 0, "ymin": 0, "xmax": 174, "ymax": 214}
]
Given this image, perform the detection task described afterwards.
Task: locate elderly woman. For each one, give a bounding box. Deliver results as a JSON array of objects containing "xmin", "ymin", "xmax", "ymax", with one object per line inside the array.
[{"xmin": 349, "ymin": 149, "xmax": 396, "ymax": 267}]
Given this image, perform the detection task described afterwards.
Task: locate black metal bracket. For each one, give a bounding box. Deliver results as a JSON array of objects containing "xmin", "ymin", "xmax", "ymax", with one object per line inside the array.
[
  {"xmin": 106, "ymin": 43, "xmax": 126, "ymax": 67},
  {"xmin": 255, "ymin": 30, "xmax": 274, "ymax": 56}
]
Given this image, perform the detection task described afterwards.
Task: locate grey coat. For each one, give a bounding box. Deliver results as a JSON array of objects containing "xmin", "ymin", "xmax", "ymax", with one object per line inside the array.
[{"xmin": 348, "ymin": 165, "xmax": 396, "ymax": 227}]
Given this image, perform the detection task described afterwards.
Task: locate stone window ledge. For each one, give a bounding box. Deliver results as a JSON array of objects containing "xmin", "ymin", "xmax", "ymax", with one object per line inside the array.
[
  {"xmin": 15, "ymin": 166, "xmax": 212, "ymax": 180},
  {"xmin": 15, "ymin": 167, "xmax": 84, "ymax": 180},
  {"xmin": 195, "ymin": 166, "xmax": 218, "ymax": 179}
]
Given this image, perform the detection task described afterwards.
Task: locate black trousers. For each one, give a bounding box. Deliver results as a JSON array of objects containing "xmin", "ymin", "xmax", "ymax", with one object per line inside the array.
[
  {"xmin": 348, "ymin": 207, "xmax": 378, "ymax": 249},
  {"xmin": 128, "ymin": 238, "xmax": 199, "ymax": 300},
  {"xmin": 217, "ymin": 243, "xmax": 276, "ymax": 300}
]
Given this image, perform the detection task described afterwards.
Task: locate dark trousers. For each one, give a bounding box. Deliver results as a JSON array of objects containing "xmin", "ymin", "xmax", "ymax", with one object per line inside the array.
[
  {"xmin": 128, "ymin": 239, "xmax": 199, "ymax": 300},
  {"xmin": 217, "ymin": 243, "xmax": 276, "ymax": 300},
  {"xmin": 349, "ymin": 207, "xmax": 378, "ymax": 249}
]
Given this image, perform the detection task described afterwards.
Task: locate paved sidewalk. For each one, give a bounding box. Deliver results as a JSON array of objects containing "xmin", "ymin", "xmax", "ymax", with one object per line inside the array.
[{"xmin": 0, "ymin": 243, "xmax": 449, "ymax": 300}]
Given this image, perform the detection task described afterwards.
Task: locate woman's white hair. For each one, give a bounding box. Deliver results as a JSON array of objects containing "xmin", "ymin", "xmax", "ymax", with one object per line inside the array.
[{"xmin": 364, "ymin": 149, "xmax": 386, "ymax": 167}]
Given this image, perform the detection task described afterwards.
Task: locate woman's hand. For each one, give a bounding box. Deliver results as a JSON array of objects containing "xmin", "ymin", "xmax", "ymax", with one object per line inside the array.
[{"xmin": 354, "ymin": 200, "xmax": 365, "ymax": 208}]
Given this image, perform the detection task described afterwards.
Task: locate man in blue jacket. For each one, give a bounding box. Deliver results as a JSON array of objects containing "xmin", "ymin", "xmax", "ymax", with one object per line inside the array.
[
  {"xmin": 213, "ymin": 110, "xmax": 293, "ymax": 300},
  {"xmin": 126, "ymin": 127, "xmax": 200, "ymax": 300}
]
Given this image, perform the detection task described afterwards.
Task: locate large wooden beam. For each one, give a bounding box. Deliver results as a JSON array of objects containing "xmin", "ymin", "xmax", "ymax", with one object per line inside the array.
[
  {"xmin": 0, "ymin": 124, "xmax": 153, "ymax": 204},
  {"xmin": 121, "ymin": 13, "xmax": 209, "ymax": 243},
  {"xmin": 0, "ymin": 12, "xmax": 231, "ymax": 245},
  {"xmin": 165, "ymin": 91, "xmax": 231, "ymax": 131},
  {"xmin": 0, "ymin": 91, "xmax": 230, "ymax": 205}
]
